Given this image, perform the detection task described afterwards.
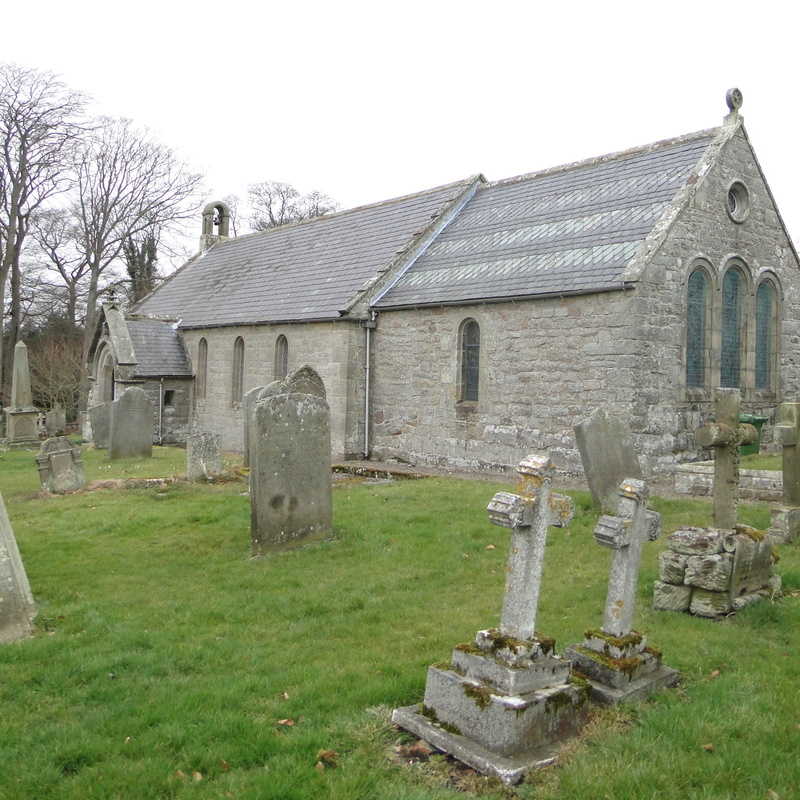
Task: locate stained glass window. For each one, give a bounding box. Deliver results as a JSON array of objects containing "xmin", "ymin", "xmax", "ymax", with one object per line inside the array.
[
  {"xmin": 755, "ymin": 281, "xmax": 775, "ymax": 390},
  {"xmin": 720, "ymin": 269, "xmax": 743, "ymax": 388},
  {"xmin": 686, "ymin": 270, "xmax": 708, "ymax": 388}
]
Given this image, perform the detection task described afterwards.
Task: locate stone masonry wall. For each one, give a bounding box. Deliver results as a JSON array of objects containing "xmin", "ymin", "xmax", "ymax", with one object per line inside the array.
[
  {"xmin": 181, "ymin": 321, "xmax": 364, "ymax": 457},
  {"xmin": 629, "ymin": 126, "xmax": 800, "ymax": 472},
  {"xmin": 137, "ymin": 378, "xmax": 192, "ymax": 445},
  {"xmin": 369, "ymin": 292, "xmax": 639, "ymax": 474}
]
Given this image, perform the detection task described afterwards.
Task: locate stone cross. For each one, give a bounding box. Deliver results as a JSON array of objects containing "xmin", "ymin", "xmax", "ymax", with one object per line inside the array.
[
  {"xmin": 695, "ymin": 388, "xmax": 757, "ymax": 530},
  {"xmin": 486, "ymin": 454, "xmax": 574, "ymax": 641},
  {"xmin": 774, "ymin": 402, "xmax": 800, "ymax": 507},
  {"xmin": 594, "ymin": 478, "xmax": 660, "ymax": 638}
]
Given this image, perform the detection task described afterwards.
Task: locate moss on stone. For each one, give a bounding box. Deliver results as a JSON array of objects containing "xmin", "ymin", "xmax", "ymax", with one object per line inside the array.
[
  {"xmin": 454, "ymin": 641, "xmax": 482, "ymax": 656},
  {"xmin": 584, "ymin": 628, "xmax": 643, "ymax": 650},
  {"xmin": 421, "ymin": 704, "xmax": 462, "ymax": 736},
  {"xmin": 536, "ymin": 634, "xmax": 556, "ymax": 654},
  {"xmin": 574, "ymin": 645, "xmax": 642, "ymax": 678},
  {"xmin": 734, "ymin": 524, "xmax": 768, "ymax": 541},
  {"xmin": 482, "ymin": 628, "xmax": 529, "ymax": 654},
  {"xmin": 463, "ymin": 682, "xmax": 493, "ymax": 710},
  {"xmin": 643, "ymin": 645, "xmax": 662, "ymax": 660},
  {"xmin": 545, "ymin": 690, "xmax": 574, "ymax": 714}
]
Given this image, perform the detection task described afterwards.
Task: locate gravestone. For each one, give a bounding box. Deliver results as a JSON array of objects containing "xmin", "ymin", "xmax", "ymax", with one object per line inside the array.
[
  {"xmin": 3, "ymin": 341, "xmax": 39, "ymax": 447},
  {"xmin": 109, "ymin": 387, "xmax": 153, "ymax": 460},
  {"xmin": 186, "ymin": 431, "xmax": 222, "ymax": 481},
  {"xmin": 393, "ymin": 454, "xmax": 588, "ymax": 785},
  {"xmin": 768, "ymin": 402, "xmax": 800, "ymax": 543},
  {"xmin": 0, "ymin": 492, "xmax": 36, "ymax": 643},
  {"xmin": 250, "ymin": 366, "xmax": 332, "ymax": 554},
  {"xmin": 574, "ymin": 408, "xmax": 642, "ymax": 512},
  {"xmin": 45, "ymin": 405, "xmax": 66, "ymax": 436},
  {"xmin": 694, "ymin": 388, "xmax": 757, "ymax": 529},
  {"xmin": 35, "ymin": 437, "xmax": 85, "ymax": 494},
  {"xmin": 89, "ymin": 402, "xmax": 111, "ymax": 449},
  {"xmin": 565, "ymin": 479, "xmax": 678, "ymax": 704},
  {"xmin": 242, "ymin": 385, "xmax": 266, "ymax": 469}
]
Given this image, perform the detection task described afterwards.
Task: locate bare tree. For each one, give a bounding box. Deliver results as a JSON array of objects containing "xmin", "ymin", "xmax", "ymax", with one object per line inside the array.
[
  {"xmin": 249, "ymin": 180, "xmax": 337, "ymax": 231},
  {"xmin": 0, "ymin": 64, "xmax": 86, "ymax": 401},
  {"xmin": 73, "ymin": 117, "xmax": 202, "ymax": 409},
  {"xmin": 26, "ymin": 317, "xmax": 83, "ymax": 417},
  {"xmin": 221, "ymin": 193, "xmax": 241, "ymax": 237}
]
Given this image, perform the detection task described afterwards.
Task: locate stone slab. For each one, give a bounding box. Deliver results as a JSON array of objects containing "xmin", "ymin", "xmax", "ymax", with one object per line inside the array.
[
  {"xmin": 563, "ymin": 644, "xmax": 662, "ymax": 691},
  {"xmin": 668, "ymin": 527, "xmax": 729, "ymax": 556},
  {"xmin": 392, "ymin": 704, "xmax": 561, "ymax": 785},
  {"xmin": 658, "ymin": 550, "xmax": 688, "ymax": 585},
  {"xmin": 89, "ymin": 403, "xmax": 111, "ymax": 449},
  {"xmin": 767, "ymin": 506, "xmax": 800, "ymax": 544},
  {"xmin": 0, "ymin": 492, "xmax": 35, "ymax": 643},
  {"xmin": 35, "ymin": 437, "xmax": 85, "ymax": 494},
  {"xmin": 186, "ymin": 432, "xmax": 222, "ymax": 481},
  {"xmin": 45, "ymin": 406, "xmax": 66, "ymax": 436},
  {"xmin": 576, "ymin": 665, "xmax": 680, "ymax": 705},
  {"xmin": 690, "ymin": 588, "xmax": 732, "ymax": 617},
  {"xmin": 109, "ymin": 388, "xmax": 153, "ymax": 460},
  {"xmin": 574, "ymin": 408, "xmax": 642, "ymax": 513},
  {"xmin": 684, "ymin": 553, "xmax": 733, "ymax": 592},
  {"xmin": 451, "ymin": 647, "xmax": 570, "ymax": 695},
  {"xmin": 729, "ymin": 534, "xmax": 773, "ymax": 599},
  {"xmin": 653, "ymin": 581, "xmax": 692, "ymax": 612}
]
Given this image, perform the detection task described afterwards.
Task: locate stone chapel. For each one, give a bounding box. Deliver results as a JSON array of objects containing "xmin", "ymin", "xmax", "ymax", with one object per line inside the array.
[{"xmin": 87, "ymin": 90, "xmax": 800, "ymax": 474}]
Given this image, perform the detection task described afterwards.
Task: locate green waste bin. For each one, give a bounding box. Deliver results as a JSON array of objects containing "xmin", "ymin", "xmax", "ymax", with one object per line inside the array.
[{"xmin": 739, "ymin": 413, "xmax": 769, "ymax": 456}]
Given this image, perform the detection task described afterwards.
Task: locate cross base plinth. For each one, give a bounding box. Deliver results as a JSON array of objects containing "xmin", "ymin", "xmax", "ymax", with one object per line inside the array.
[
  {"xmin": 392, "ymin": 655, "xmax": 588, "ymax": 786},
  {"xmin": 564, "ymin": 630, "xmax": 679, "ymax": 705},
  {"xmin": 768, "ymin": 506, "xmax": 800, "ymax": 544},
  {"xmin": 4, "ymin": 408, "xmax": 39, "ymax": 448}
]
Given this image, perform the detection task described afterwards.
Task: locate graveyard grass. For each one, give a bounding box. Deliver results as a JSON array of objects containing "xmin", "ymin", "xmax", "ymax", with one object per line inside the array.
[{"xmin": 0, "ymin": 446, "xmax": 798, "ymax": 800}]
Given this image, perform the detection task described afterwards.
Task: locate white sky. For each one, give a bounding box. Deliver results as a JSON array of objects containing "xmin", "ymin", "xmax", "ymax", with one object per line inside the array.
[{"xmin": 5, "ymin": 0, "xmax": 800, "ymax": 259}]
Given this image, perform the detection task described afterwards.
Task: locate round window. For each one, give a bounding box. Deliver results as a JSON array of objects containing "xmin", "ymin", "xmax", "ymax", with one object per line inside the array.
[{"xmin": 727, "ymin": 181, "xmax": 750, "ymax": 223}]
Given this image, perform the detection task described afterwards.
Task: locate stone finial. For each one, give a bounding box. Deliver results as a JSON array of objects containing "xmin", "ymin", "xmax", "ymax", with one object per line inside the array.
[{"xmin": 726, "ymin": 87, "xmax": 743, "ymax": 113}]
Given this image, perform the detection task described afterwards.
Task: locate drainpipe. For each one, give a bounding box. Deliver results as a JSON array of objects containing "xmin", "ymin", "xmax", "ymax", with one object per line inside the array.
[
  {"xmin": 159, "ymin": 377, "xmax": 164, "ymax": 445},
  {"xmin": 363, "ymin": 311, "xmax": 377, "ymax": 459}
]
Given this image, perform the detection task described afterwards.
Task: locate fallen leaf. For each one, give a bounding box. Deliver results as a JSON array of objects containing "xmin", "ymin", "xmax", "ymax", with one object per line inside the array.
[
  {"xmin": 766, "ymin": 790, "xmax": 780, "ymax": 799},
  {"xmin": 192, "ymin": 771, "xmax": 203, "ymax": 782},
  {"xmin": 174, "ymin": 770, "xmax": 188, "ymax": 781},
  {"xmin": 709, "ymin": 669, "xmax": 720, "ymax": 679},
  {"xmin": 316, "ymin": 749, "xmax": 339, "ymax": 768},
  {"xmin": 485, "ymin": 544, "xmax": 496, "ymax": 550},
  {"xmin": 280, "ymin": 691, "xmax": 289, "ymax": 700},
  {"xmin": 701, "ymin": 743, "xmax": 714, "ymax": 752},
  {"xmin": 277, "ymin": 718, "xmax": 295, "ymax": 727},
  {"xmin": 220, "ymin": 759, "xmax": 230, "ymax": 771},
  {"xmin": 124, "ymin": 736, "xmax": 131, "ymax": 744}
]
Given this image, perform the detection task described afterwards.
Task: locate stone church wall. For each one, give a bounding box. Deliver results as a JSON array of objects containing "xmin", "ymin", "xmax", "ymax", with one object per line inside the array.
[
  {"xmin": 629, "ymin": 127, "xmax": 800, "ymax": 473},
  {"xmin": 369, "ymin": 291, "xmax": 639, "ymax": 474},
  {"xmin": 181, "ymin": 320, "xmax": 364, "ymax": 458}
]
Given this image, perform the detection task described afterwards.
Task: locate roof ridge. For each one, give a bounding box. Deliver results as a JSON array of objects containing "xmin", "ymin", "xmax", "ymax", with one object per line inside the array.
[
  {"xmin": 213, "ymin": 175, "xmax": 482, "ymax": 246},
  {"xmin": 486, "ymin": 127, "xmax": 720, "ymax": 189}
]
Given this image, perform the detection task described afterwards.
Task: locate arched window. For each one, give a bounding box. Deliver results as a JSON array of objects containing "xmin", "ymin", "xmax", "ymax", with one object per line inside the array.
[
  {"xmin": 196, "ymin": 338, "xmax": 208, "ymax": 400},
  {"xmin": 97, "ymin": 346, "xmax": 115, "ymax": 402},
  {"xmin": 231, "ymin": 337, "xmax": 245, "ymax": 406},
  {"xmin": 686, "ymin": 268, "xmax": 710, "ymax": 388},
  {"xmin": 459, "ymin": 319, "xmax": 480, "ymax": 402},
  {"xmin": 755, "ymin": 280, "xmax": 777, "ymax": 390},
  {"xmin": 274, "ymin": 335, "xmax": 288, "ymax": 380},
  {"xmin": 720, "ymin": 267, "xmax": 744, "ymax": 388}
]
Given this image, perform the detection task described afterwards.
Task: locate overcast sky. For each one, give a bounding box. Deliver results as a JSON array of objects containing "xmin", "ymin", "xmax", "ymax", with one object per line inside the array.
[{"xmin": 5, "ymin": 1, "xmax": 799, "ymax": 260}]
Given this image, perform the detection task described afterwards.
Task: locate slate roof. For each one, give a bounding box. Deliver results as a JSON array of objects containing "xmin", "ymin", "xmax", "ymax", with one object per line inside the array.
[
  {"xmin": 134, "ymin": 179, "xmax": 476, "ymax": 327},
  {"xmin": 126, "ymin": 319, "xmax": 192, "ymax": 377},
  {"xmin": 375, "ymin": 130, "xmax": 717, "ymax": 308}
]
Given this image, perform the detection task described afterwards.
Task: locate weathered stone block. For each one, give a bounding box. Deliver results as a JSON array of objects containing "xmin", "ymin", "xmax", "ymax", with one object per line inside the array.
[
  {"xmin": 35, "ymin": 437, "xmax": 85, "ymax": 494},
  {"xmin": 767, "ymin": 506, "xmax": 800, "ymax": 544},
  {"xmin": 684, "ymin": 553, "xmax": 733, "ymax": 592},
  {"xmin": 109, "ymin": 388, "xmax": 153, "ymax": 460},
  {"xmin": 89, "ymin": 403, "xmax": 111, "ymax": 449},
  {"xmin": 729, "ymin": 532, "xmax": 773, "ymax": 599},
  {"xmin": 653, "ymin": 581, "xmax": 692, "ymax": 612},
  {"xmin": 0, "ymin": 492, "xmax": 35, "ymax": 643},
  {"xmin": 668, "ymin": 527, "xmax": 727, "ymax": 556},
  {"xmin": 690, "ymin": 588, "xmax": 731, "ymax": 617},
  {"xmin": 658, "ymin": 550, "xmax": 688, "ymax": 585}
]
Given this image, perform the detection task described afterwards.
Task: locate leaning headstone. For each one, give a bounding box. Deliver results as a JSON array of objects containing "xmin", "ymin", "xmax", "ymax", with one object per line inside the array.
[
  {"xmin": 393, "ymin": 454, "xmax": 587, "ymax": 785},
  {"xmin": 3, "ymin": 341, "xmax": 39, "ymax": 447},
  {"xmin": 694, "ymin": 388, "xmax": 757, "ymax": 529},
  {"xmin": 574, "ymin": 408, "xmax": 642, "ymax": 512},
  {"xmin": 0, "ymin": 492, "xmax": 36, "ymax": 643},
  {"xmin": 186, "ymin": 431, "xmax": 222, "ymax": 481},
  {"xmin": 35, "ymin": 437, "xmax": 85, "ymax": 494},
  {"xmin": 242, "ymin": 385, "xmax": 266, "ymax": 468},
  {"xmin": 768, "ymin": 402, "xmax": 800, "ymax": 543},
  {"xmin": 565, "ymin": 478, "xmax": 678, "ymax": 704},
  {"xmin": 109, "ymin": 387, "xmax": 153, "ymax": 460},
  {"xmin": 89, "ymin": 403, "xmax": 111, "ymax": 449},
  {"xmin": 45, "ymin": 405, "xmax": 66, "ymax": 436},
  {"xmin": 250, "ymin": 366, "xmax": 331, "ymax": 554}
]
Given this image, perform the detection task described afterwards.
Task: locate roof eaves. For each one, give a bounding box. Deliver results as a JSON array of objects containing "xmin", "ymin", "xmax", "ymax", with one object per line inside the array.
[
  {"xmin": 343, "ymin": 175, "xmax": 485, "ymax": 315},
  {"xmin": 620, "ymin": 123, "xmax": 733, "ymax": 282}
]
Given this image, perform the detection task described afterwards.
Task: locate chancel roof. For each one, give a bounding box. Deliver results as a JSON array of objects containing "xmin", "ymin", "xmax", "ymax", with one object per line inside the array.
[
  {"xmin": 375, "ymin": 130, "xmax": 717, "ymax": 308},
  {"xmin": 126, "ymin": 319, "xmax": 192, "ymax": 376},
  {"xmin": 134, "ymin": 179, "xmax": 476, "ymax": 327}
]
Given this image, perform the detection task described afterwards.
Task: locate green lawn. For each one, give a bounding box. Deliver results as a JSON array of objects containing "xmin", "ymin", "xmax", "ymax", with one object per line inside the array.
[
  {"xmin": 739, "ymin": 452, "xmax": 781, "ymax": 471},
  {"xmin": 1, "ymin": 445, "xmax": 798, "ymax": 799}
]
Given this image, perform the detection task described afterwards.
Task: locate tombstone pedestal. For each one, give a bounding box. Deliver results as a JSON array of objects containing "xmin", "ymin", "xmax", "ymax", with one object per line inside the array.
[
  {"xmin": 564, "ymin": 631, "xmax": 679, "ymax": 705},
  {"xmin": 393, "ymin": 628, "xmax": 586, "ymax": 785},
  {"xmin": 768, "ymin": 505, "xmax": 800, "ymax": 544},
  {"xmin": 4, "ymin": 408, "xmax": 39, "ymax": 448},
  {"xmin": 36, "ymin": 437, "xmax": 85, "ymax": 494}
]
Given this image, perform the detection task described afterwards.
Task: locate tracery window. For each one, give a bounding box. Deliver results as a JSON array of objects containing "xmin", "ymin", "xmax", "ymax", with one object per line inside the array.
[{"xmin": 459, "ymin": 319, "xmax": 480, "ymax": 402}]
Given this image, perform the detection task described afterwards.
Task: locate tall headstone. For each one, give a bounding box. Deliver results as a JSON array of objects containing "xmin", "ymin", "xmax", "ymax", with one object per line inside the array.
[
  {"xmin": 3, "ymin": 341, "xmax": 39, "ymax": 447},
  {"xmin": 242, "ymin": 385, "xmax": 266, "ymax": 469},
  {"xmin": 694, "ymin": 388, "xmax": 757, "ymax": 530},
  {"xmin": 250, "ymin": 366, "xmax": 332, "ymax": 554},
  {"xmin": 89, "ymin": 403, "xmax": 111, "ymax": 449},
  {"xmin": 565, "ymin": 479, "xmax": 678, "ymax": 704},
  {"xmin": 45, "ymin": 405, "xmax": 66, "ymax": 436},
  {"xmin": 768, "ymin": 402, "xmax": 800, "ymax": 543},
  {"xmin": 109, "ymin": 387, "xmax": 153, "ymax": 460},
  {"xmin": 574, "ymin": 408, "xmax": 642, "ymax": 512},
  {"xmin": 186, "ymin": 431, "xmax": 222, "ymax": 481},
  {"xmin": 35, "ymin": 437, "xmax": 85, "ymax": 494},
  {"xmin": 393, "ymin": 455, "xmax": 588, "ymax": 785},
  {"xmin": 0, "ymin": 492, "xmax": 36, "ymax": 643}
]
